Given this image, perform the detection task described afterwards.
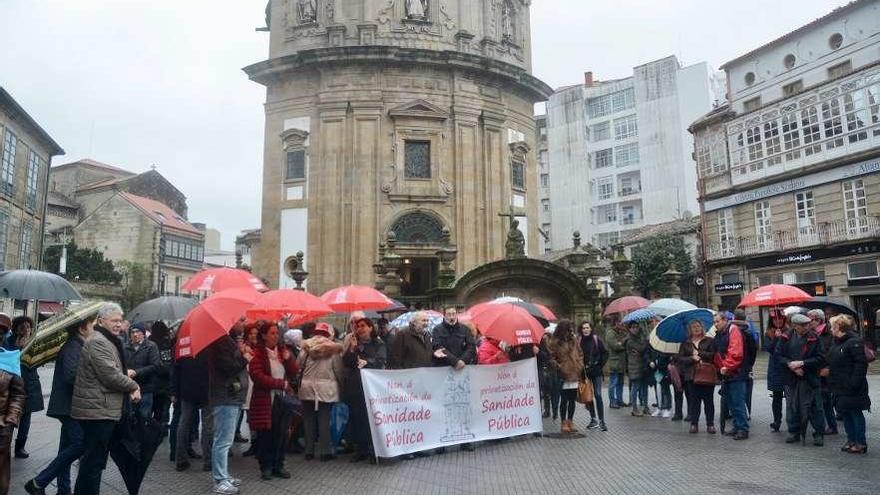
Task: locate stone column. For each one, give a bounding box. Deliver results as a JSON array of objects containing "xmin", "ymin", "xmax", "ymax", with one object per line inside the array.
[{"xmin": 611, "ymin": 247, "xmax": 634, "ymax": 296}]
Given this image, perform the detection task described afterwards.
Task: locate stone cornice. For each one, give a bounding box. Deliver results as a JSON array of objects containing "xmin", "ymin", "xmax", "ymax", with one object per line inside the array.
[{"xmin": 243, "ymin": 45, "xmax": 552, "ymax": 102}]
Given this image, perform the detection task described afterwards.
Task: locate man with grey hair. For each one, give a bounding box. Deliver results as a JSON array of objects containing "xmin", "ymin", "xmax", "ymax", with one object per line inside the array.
[
  {"xmin": 807, "ymin": 308, "xmax": 838, "ymax": 435},
  {"xmin": 72, "ymin": 302, "xmax": 141, "ymax": 495},
  {"xmin": 387, "ymin": 311, "xmax": 434, "ymax": 460}
]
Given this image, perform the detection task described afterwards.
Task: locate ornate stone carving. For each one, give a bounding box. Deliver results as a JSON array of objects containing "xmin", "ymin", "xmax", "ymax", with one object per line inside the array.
[
  {"xmin": 405, "ymin": 0, "xmax": 429, "ymax": 20},
  {"xmin": 296, "ymin": 0, "xmax": 318, "ymax": 24},
  {"xmin": 505, "ymin": 219, "xmax": 526, "ymax": 259},
  {"xmin": 378, "ymin": 0, "xmax": 396, "ymax": 25},
  {"xmin": 439, "ymin": 1, "xmax": 456, "ymax": 30},
  {"xmin": 325, "ymin": 0, "xmax": 334, "ymax": 22},
  {"xmin": 502, "ymin": 1, "xmax": 515, "ymax": 41},
  {"xmin": 439, "ymin": 178, "xmax": 454, "ymax": 195}
]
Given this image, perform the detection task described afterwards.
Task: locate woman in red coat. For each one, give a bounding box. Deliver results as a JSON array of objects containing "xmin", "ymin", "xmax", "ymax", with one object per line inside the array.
[{"xmin": 248, "ymin": 323, "xmax": 298, "ymax": 480}]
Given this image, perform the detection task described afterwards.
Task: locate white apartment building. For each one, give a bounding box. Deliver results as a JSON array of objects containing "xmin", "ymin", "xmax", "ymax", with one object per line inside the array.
[
  {"xmin": 546, "ymin": 56, "xmax": 722, "ymax": 251},
  {"xmin": 536, "ymin": 114, "xmax": 551, "ymax": 253},
  {"xmin": 691, "ymin": 0, "xmax": 880, "ymax": 343}
]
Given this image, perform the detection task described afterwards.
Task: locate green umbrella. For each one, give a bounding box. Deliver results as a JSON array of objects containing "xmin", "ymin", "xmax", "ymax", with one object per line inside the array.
[{"xmin": 21, "ymin": 300, "xmax": 104, "ymax": 367}]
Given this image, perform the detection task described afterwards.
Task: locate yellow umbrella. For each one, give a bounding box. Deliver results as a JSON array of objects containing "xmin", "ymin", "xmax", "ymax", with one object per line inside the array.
[{"xmin": 21, "ymin": 300, "xmax": 105, "ymax": 367}]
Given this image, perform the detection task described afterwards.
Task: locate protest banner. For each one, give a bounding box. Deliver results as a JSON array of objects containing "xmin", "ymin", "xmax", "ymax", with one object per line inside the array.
[{"xmin": 360, "ymin": 358, "xmax": 542, "ymax": 457}]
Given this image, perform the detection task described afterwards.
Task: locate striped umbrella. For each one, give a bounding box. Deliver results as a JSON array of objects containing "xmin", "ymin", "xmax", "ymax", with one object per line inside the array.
[
  {"xmin": 622, "ymin": 308, "xmax": 657, "ymax": 324},
  {"xmin": 389, "ymin": 310, "xmax": 443, "ymax": 332},
  {"xmin": 21, "ymin": 300, "xmax": 105, "ymax": 367}
]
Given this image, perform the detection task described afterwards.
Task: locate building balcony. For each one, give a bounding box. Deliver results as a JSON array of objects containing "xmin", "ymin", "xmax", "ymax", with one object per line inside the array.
[
  {"xmin": 617, "ymin": 187, "xmax": 641, "ymax": 198},
  {"xmin": 706, "ymin": 215, "xmax": 880, "ymax": 261}
]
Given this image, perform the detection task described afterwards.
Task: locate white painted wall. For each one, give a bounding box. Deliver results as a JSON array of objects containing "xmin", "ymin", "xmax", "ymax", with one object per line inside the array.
[
  {"xmin": 279, "ymin": 207, "xmax": 308, "ymax": 289},
  {"xmin": 546, "ymin": 85, "xmax": 588, "ymax": 249}
]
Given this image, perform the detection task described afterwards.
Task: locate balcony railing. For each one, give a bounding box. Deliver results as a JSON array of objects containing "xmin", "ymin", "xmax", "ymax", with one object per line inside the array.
[
  {"xmin": 618, "ymin": 187, "xmax": 641, "ymax": 197},
  {"xmin": 706, "ymin": 216, "xmax": 880, "ymax": 261}
]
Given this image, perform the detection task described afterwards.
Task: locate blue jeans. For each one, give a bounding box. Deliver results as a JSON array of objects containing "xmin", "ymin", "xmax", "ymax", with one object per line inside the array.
[
  {"xmin": 726, "ymin": 380, "xmax": 749, "ymax": 433},
  {"xmin": 34, "ymin": 416, "xmax": 84, "ymax": 494},
  {"xmin": 608, "ymin": 373, "xmax": 624, "ymax": 406},
  {"xmin": 212, "ymin": 405, "xmax": 239, "ymax": 483},
  {"xmin": 137, "ymin": 393, "xmax": 154, "ymax": 419},
  {"xmin": 629, "ymin": 378, "xmax": 647, "ymax": 410},
  {"xmin": 841, "ymin": 409, "xmax": 867, "ymax": 445}
]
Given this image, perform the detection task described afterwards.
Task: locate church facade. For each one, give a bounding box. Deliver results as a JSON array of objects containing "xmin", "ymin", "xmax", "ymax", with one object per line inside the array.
[{"xmin": 245, "ymin": 0, "xmax": 552, "ymax": 297}]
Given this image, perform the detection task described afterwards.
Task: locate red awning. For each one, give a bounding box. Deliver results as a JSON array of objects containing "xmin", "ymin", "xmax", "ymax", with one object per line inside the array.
[{"xmin": 39, "ymin": 301, "xmax": 63, "ymax": 314}]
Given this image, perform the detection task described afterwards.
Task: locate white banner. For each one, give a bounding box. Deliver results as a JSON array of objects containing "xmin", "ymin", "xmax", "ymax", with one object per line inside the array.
[{"xmin": 361, "ymin": 358, "xmax": 542, "ymax": 457}]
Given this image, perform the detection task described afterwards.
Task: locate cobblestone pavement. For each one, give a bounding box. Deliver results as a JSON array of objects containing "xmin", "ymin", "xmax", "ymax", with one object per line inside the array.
[{"xmin": 9, "ymin": 368, "xmax": 880, "ymax": 495}]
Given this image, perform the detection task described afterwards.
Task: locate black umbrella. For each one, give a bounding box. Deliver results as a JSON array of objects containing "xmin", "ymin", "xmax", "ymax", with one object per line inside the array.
[
  {"xmin": 110, "ymin": 409, "xmax": 165, "ymax": 494},
  {"xmin": 801, "ymin": 296, "xmax": 857, "ymax": 317},
  {"xmin": 128, "ymin": 296, "xmax": 197, "ymax": 324},
  {"xmin": 0, "ymin": 269, "xmax": 81, "ymax": 301}
]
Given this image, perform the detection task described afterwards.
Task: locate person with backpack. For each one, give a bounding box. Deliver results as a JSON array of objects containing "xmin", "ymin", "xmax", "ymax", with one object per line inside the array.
[
  {"xmin": 713, "ymin": 311, "xmax": 752, "ymax": 440},
  {"xmin": 579, "ymin": 321, "xmax": 608, "ymax": 431}
]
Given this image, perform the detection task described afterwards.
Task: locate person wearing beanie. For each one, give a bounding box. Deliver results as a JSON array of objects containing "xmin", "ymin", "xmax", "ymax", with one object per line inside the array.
[{"xmin": 123, "ymin": 323, "xmax": 161, "ymax": 419}]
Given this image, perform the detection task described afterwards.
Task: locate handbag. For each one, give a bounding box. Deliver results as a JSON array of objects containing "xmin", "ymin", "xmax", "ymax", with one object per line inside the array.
[
  {"xmin": 577, "ymin": 368, "xmax": 594, "ymax": 404},
  {"xmin": 865, "ymin": 345, "xmax": 876, "ymax": 364},
  {"xmin": 693, "ymin": 361, "xmax": 718, "ymax": 386}
]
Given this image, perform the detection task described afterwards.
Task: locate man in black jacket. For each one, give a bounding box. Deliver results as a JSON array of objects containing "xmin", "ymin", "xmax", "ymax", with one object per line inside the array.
[
  {"xmin": 171, "ymin": 354, "xmax": 212, "ymax": 472},
  {"xmin": 775, "ymin": 313, "xmax": 827, "ymax": 446},
  {"xmin": 432, "ymin": 306, "xmax": 477, "ymax": 452},
  {"xmin": 124, "ymin": 323, "xmax": 161, "ymax": 419}
]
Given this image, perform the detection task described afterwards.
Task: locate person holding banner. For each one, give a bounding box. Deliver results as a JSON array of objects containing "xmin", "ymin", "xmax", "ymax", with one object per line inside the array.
[
  {"xmin": 433, "ymin": 307, "xmax": 477, "ymax": 453},
  {"xmin": 478, "ymin": 337, "xmax": 510, "ymax": 365},
  {"xmin": 547, "ymin": 320, "xmax": 583, "ymax": 434},
  {"xmin": 342, "ymin": 318, "xmax": 387, "ymax": 463},
  {"xmin": 387, "ymin": 312, "xmax": 435, "ymax": 459}
]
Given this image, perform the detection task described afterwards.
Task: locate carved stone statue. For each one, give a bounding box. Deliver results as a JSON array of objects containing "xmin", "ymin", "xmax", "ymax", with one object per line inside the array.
[
  {"xmin": 502, "ymin": 1, "xmax": 515, "ymax": 40},
  {"xmin": 505, "ymin": 219, "xmax": 526, "ymax": 259},
  {"xmin": 406, "ymin": 0, "xmax": 428, "ymax": 20},
  {"xmin": 297, "ymin": 0, "xmax": 317, "ymax": 23}
]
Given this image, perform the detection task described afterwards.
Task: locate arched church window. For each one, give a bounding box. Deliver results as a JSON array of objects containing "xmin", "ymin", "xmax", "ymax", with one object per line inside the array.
[{"xmin": 390, "ymin": 212, "xmax": 445, "ymax": 244}]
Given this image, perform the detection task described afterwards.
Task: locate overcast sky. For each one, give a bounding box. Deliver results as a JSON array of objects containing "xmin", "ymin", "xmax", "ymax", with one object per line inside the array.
[{"xmin": 0, "ymin": 0, "xmax": 847, "ymax": 249}]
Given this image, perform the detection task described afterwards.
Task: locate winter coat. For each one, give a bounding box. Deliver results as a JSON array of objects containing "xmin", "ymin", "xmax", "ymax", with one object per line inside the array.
[
  {"xmin": 248, "ymin": 344, "xmax": 298, "ymax": 431},
  {"xmin": 606, "ymin": 329, "xmax": 628, "ymax": 374},
  {"xmin": 124, "ymin": 339, "xmax": 161, "ymax": 394},
  {"xmin": 46, "ymin": 334, "xmax": 85, "ymax": 418},
  {"xmin": 713, "ymin": 323, "xmax": 748, "ymax": 382},
  {"xmin": 298, "ymin": 336, "xmax": 343, "ymax": 404},
  {"xmin": 71, "ymin": 327, "xmax": 139, "ymax": 421},
  {"xmin": 387, "ymin": 327, "xmax": 433, "ymax": 369},
  {"xmin": 763, "ymin": 327, "xmax": 785, "ymax": 392},
  {"xmin": 827, "ymin": 332, "xmax": 871, "ymax": 412},
  {"xmin": 508, "ymin": 344, "xmax": 536, "ymax": 362},
  {"xmin": 0, "ymin": 369, "xmax": 25, "ymax": 427},
  {"xmin": 171, "ymin": 355, "xmax": 209, "ymax": 405},
  {"xmin": 624, "ymin": 331, "xmax": 648, "ymax": 380},
  {"xmin": 150, "ymin": 334, "xmax": 175, "ymax": 396},
  {"xmin": 432, "ymin": 321, "xmax": 477, "ymax": 366},
  {"xmin": 477, "ymin": 339, "xmax": 510, "ymax": 365},
  {"xmin": 342, "ymin": 334, "xmax": 387, "ymax": 403},
  {"xmin": 579, "ymin": 334, "xmax": 609, "ymax": 378},
  {"xmin": 4, "ymin": 335, "xmax": 43, "ymax": 412},
  {"xmin": 205, "ymin": 336, "xmax": 249, "ymax": 407},
  {"xmin": 773, "ymin": 329, "xmax": 825, "ymax": 389},
  {"xmin": 675, "ymin": 337, "xmax": 716, "ymax": 382},
  {"xmin": 547, "ymin": 338, "xmax": 583, "ymax": 383}
]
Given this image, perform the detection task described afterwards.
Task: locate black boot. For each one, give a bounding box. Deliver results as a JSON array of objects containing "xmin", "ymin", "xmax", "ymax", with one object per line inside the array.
[
  {"xmin": 14, "ymin": 439, "xmax": 29, "ymax": 459},
  {"xmin": 242, "ymin": 441, "xmax": 256, "ymax": 457}
]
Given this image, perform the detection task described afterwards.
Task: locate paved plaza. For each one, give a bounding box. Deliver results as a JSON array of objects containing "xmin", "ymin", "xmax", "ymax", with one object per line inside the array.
[{"xmin": 9, "ymin": 367, "xmax": 880, "ymax": 495}]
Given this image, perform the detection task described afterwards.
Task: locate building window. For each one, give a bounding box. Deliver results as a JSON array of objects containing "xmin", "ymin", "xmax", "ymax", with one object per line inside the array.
[
  {"xmin": 594, "ymin": 231, "xmax": 619, "ymax": 249},
  {"xmin": 540, "ymin": 173, "xmax": 549, "ymax": 187},
  {"xmin": 745, "ymin": 125, "xmax": 764, "ymax": 169},
  {"xmin": 1, "ymin": 130, "xmax": 16, "ymax": 196},
  {"xmin": 404, "ymin": 141, "xmax": 431, "ymax": 179},
  {"xmin": 718, "ymin": 208, "xmax": 735, "ymax": 257},
  {"xmin": 285, "ymin": 149, "xmax": 306, "ymax": 180},
  {"xmin": 19, "ymin": 222, "xmax": 32, "ymax": 269},
  {"xmin": 743, "ymin": 97, "xmax": 762, "ymax": 112},
  {"xmin": 594, "ymin": 148, "xmax": 613, "ymax": 168},
  {"xmin": 541, "ymin": 198, "xmax": 550, "ymax": 212},
  {"xmin": 614, "ymin": 115, "xmax": 638, "ymax": 140},
  {"xmin": 867, "ymin": 84, "xmax": 880, "ymax": 137},
  {"xmin": 842, "ymin": 179, "xmax": 868, "ymax": 233},
  {"xmin": 763, "ymin": 121, "xmax": 782, "ymax": 166},
  {"xmin": 615, "ymin": 143, "xmax": 639, "ymax": 167},
  {"xmin": 843, "ymin": 90, "xmax": 868, "ymax": 143},
  {"xmin": 619, "ymin": 176, "xmax": 636, "ymax": 196},
  {"xmin": 720, "ymin": 272, "xmax": 740, "ymax": 284},
  {"xmin": 611, "ymin": 88, "xmax": 635, "ymax": 112},
  {"xmin": 26, "ymin": 150, "xmax": 41, "ymax": 210},
  {"xmin": 745, "ymin": 72, "xmax": 756, "ymax": 86},
  {"xmin": 597, "ymin": 177, "xmax": 614, "ymax": 200},
  {"xmin": 598, "ymin": 205, "xmax": 617, "ymax": 224},
  {"xmin": 781, "ymin": 113, "xmax": 801, "ymax": 161},
  {"xmin": 782, "ymin": 80, "xmax": 803, "ymax": 97},
  {"xmin": 621, "ymin": 205, "xmax": 637, "ymax": 225},
  {"xmin": 586, "ymin": 88, "xmax": 635, "ymax": 119},
  {"xmin": 754, "ymin": 201, "xmax": 772, "ymax": 249},
  {"xmin": 848, "ymin": 261, "xmax": 879, "ymax": 280},
  {"xmin": 829, "ymin": 33, "xmax": 843, "ymax": 50},
  {"xmin": 591, "ymin": 121, "xmax": 611, "ymax": 141},
  {"xmin": 0, "ymin": 210, "xmax": 7, "ymax": 271},
  {"xmin": 801, "ymin": 106, "xmax": 822, "ymax": 156},
  {"xmin": 511, "ymin": 159, "xmax": 525, "ymax": 190},
  {"xmin": 821, "ymin": 98, "xmax": 844, "ymax": 149},
  {"xmin": 783, "ymin": 54, "xmax": 796, "ymax": 69},
  {"xmin": 756, "ymin": 273, "xmax": 784, "ymax": 287},
  {"xmin": 827, "ymin": 60, "xmax": 852, "ymax": 79},
  {"xmin": 794, "ymin": 270, "xmax": 825, "ymax": 284},
  {"xmin": 390, "ymin": 211, "xmax": 445, "ymax": 245},
  {"xmin": 587, "ymin": 95, "xmax": 611, "ymax": 119},
  {"xmin": 541, "ymin": 223, "xmax": 551, "ymax": 237}
]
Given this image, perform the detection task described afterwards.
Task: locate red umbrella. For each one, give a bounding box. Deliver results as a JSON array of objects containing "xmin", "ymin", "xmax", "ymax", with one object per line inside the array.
[
  {"xmin": 469, "ymin": 303, "xmax": 545, "ymax": 346},
  {"xmin": 245, "ymin": 289, "xmax": 333, "ymax": 325},
  {"xmin": 175, "ymin": 288, "xmax": 258, "ymax": 359},
  {"xmin": 534, "ymin": 303, "xmax": 557, "ymax": 322},
  {"xmin": 738, "ymin": 284, "xmax": 811, "ymax": 308},
  {"xmin": 181, "ymin": 267, "xmax": 268, "ymax": 293},
  {"xmin": 603, "ymin": 296, "xmax": 651, "ymax": 316},
  {"xmin": 320, "ymin": 285, "xmax": 395, "ymax": 313}
]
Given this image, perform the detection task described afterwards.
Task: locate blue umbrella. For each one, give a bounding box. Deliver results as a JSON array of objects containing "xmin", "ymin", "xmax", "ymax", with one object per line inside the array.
[
  {"xmin": 655, "ymin": 308, "xmax": 715, "ymax": 343},
  {"xmin": 622, "ymin": 308, "xmax": 657, "ymax": 324},
  {"xmin": 647, "ymin": 298, "xmax": 697, "ymax": 317},
  {"xmin": 389, "ymin": 311, "xmax": 443, "ymax": 332}
]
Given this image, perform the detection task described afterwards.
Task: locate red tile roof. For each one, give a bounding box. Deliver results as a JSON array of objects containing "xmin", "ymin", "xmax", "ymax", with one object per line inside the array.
[{"xmin": 120, "ymin": 192, "xmax": 201, "ymax": 235}]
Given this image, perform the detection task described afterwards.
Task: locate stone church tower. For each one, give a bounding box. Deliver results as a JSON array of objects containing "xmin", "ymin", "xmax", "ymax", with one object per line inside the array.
[{"xmin": 245, "ymin": 0, "xmax": 551, "ymax": 295}]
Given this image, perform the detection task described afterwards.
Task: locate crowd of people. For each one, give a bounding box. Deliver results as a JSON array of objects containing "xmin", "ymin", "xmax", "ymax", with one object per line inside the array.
[{"xmin": 0, "ymin": 300, "xmax": 873, "ymax": 495}]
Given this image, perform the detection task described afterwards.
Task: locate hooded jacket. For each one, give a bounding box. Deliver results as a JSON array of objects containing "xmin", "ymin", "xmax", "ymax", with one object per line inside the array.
[{"xmin": 298, "ymin": 336, "xmax": 343, "ymax": 404}]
